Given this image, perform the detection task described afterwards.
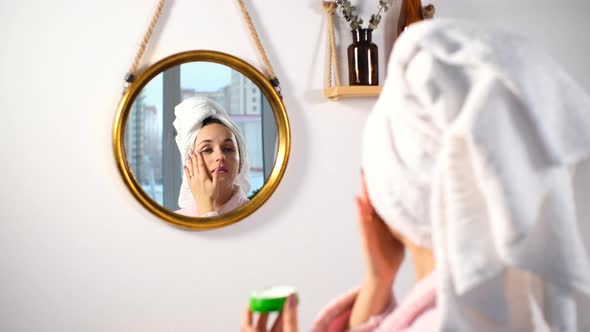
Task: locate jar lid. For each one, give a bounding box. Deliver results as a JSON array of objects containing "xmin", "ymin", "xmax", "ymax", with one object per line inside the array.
[{"xmin": 249, "ymin": 286, "xmax": 298, "ymax": 312}]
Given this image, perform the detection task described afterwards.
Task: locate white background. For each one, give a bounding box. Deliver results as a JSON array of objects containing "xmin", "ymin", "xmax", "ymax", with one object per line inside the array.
[{"xmin": 1, "ymin": 0, "xmax": 589, "ymax": 331}]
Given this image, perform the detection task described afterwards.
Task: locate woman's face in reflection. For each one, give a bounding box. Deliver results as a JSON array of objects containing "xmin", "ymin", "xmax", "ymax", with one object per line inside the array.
[{"xmin": 193, "ymin": 123, "xmax": 240, "ymax": 186}]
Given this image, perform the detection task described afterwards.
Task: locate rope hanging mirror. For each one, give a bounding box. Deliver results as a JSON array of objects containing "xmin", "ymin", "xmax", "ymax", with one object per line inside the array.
[{"xmin": 113, "ymin": 0, "xmax": 291, "ymax": 230}]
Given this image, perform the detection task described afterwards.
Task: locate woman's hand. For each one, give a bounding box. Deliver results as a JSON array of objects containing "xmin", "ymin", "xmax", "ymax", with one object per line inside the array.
[
  {"xmin": 357, "ymin": 177, "xmax": 405, "ymax": 285},
  {"xmin": 184, "ymin": 151, "xmax": 220, "ymax": 214},
  {"xmin": 241, "ymin": 294, "xmax": 298, "ymax": 332},
  {"xmin": 349, "ymin": 177, "xmax": 406, "ymax": 328}
]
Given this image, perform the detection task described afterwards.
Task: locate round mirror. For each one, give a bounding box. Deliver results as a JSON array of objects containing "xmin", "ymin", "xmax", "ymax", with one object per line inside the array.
[{"xmin": 113, "ymin": 50, "xmax": 290, "ymax": 230}]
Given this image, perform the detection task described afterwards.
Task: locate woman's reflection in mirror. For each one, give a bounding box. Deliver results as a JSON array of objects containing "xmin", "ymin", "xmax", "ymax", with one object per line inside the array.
[{"xmin": 173, "ymin": 97, "xmax": 250, "ymax": 217}]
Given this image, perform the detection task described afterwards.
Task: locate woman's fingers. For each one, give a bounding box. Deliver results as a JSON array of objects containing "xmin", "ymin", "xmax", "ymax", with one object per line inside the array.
[
  {"xmin": 212, "ymin": 162, "xmax": 220, "ymax": 187},
  {"xmin": 356, "ymin": 197, "xmax": 372, "ymax": 249},
  {"xmin": 358, "ymin": 177, "xmax": 382, "ymax": 224},
  {"xmin": 359, "ymin": 178, "xmax": 377, "ymax": 216},
  {"xmin": 356, "ymin": 196, "xmax": 367, "ymax": 216},
  {"xmin": 186, "ymin": 154, "xmax": 195, "ymax": 178},
  {"xmin": 270, "ymin": 311, "xmax": 283, "ymax": 332},
  {"xmin": 183, "ymin": 165, "xmax": 191, "ymax": 180},
  {"xmin": 360, "ymin": 176, "xmax": 370, "ymax": 201},
  {"xmin": 356, "ymin": 196, "xmax": 374, "ymax": 234},
  {"xmin": 282, "ymin": 294, "xmax": 298, "ymax": 332},
  {"xmin": 255, "ymin": 313, "xmax": 269, "ymax": 330},
  {"xmin": 240, "ymin": 307, "xmax": 253, "ymax": 330},
  {"xmin": 196, "ymin": 151, "xmax": 211, "ymax": 180}
]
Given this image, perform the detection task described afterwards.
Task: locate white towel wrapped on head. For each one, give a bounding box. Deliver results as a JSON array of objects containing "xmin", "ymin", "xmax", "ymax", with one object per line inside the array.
[{"xmin": 362, "ymin": 19, "xmax": 590, "ymax": 331}]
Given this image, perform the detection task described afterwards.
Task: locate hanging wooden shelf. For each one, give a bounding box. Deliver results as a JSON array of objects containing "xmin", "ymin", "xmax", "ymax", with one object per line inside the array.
[
  {"xmin": 321, "ymin": 2, "xmax": 387, "ymax": 101},
  {"xmin": 324, "ymin": 85, "xmax": 383, "ymax": 101}
]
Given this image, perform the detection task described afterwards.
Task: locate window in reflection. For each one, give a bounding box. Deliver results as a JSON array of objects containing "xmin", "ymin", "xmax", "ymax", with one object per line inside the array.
[{"xmin": 125, "ymin": 74, "xmax": 164, "ymax": 205}]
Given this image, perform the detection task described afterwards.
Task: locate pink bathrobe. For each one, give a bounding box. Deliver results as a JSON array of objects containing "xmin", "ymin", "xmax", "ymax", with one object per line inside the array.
[
  {"xmin": 174, "ymin": 188, "xmax": 249, "ymax": 217},
  {"xmin": 311, "ymin": 273, "xmax": 438, "ymax": 332}
]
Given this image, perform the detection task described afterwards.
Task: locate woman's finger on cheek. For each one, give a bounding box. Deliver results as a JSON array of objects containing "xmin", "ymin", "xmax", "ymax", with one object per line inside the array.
[
  {"xmin": 197, "ymin": 151, "xmax": 210, "ymax": 180},
  {"xmin": 357, "ymin": 191, "xmax": 377, "ymax": 219},
  {"xmin": 355, "ymin": 197, "xmax": 363, "ymax": 218},
  {"xmin": 183, "ymin": 166, "xmax": 191, "ymax": 180},
  {"xmin": 356, "ymin": 198, "xmax": 371, "ymax": 229},
  {"xmin": 190, "ymin": 152, "xmax": 199, "ymax": 175},
  {"xmin": 361, "ymin": 176, "xmax": 370, "ymax": 197},
  {"xmin": 186, "ymin": 156, "xmax": 195, "ymax": 177},
  {"xmin": 357, "ymin": 196, "xmax": 370, "ymax": 219},
  {"xmin": 212, "ymin": 165, "xmax": 219, "ymax": 187}
]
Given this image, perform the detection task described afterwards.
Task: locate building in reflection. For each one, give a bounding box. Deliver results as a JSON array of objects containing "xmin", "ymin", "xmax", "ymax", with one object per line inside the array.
[
  {"xmin": 125, "ymin": 93, "xmax": 162, "ymax": 195},
  {"xmin": 181, "ymin": 89, "xmax": 226, "ymax": 108}
]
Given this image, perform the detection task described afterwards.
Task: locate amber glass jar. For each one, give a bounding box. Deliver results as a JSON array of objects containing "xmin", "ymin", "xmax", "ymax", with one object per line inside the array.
[
  {"xmin": 397, "ymin": 0, "xmax": 424, "ymax": 36},
  {"xmin": 347, "ymin": 29, "xmax": 378, "ymax": 86}
]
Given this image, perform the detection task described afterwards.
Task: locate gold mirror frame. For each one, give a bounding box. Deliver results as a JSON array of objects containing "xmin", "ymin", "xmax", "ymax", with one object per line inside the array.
[{"xmin": 113, "ymin": 50, "xmax": 290, "ymax": 230}]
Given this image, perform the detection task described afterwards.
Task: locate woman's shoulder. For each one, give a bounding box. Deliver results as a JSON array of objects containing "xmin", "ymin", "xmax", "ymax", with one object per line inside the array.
[{"xmin": 218, "ymin": 187, "xmax": 249, "ymax": 214}]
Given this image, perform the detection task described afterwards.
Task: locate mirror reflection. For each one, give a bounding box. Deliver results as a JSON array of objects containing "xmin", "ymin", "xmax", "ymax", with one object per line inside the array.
[{"xmin": 124, "ymin": 62, "xmax": 278, "ymax": 217}]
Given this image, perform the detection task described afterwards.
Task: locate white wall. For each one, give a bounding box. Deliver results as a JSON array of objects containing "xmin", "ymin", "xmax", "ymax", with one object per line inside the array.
[{"xmin": 1, "ymin": 0, "xmax": 589, "ymax": 331}]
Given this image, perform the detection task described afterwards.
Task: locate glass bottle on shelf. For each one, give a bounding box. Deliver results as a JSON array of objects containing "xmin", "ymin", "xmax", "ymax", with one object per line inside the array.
[
  {"xmin": 347, "ymin": 28, "xmax": 379, "ymax": 86},
  {"xmin": 397, "ymin": 0, "xmax": 424, "ymax": 36}
]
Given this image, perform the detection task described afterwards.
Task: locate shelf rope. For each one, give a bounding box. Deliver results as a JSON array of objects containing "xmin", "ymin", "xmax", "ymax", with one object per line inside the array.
[{"xmin": 323, "ymin": 1, "xmax": 341, "ymax": 89}]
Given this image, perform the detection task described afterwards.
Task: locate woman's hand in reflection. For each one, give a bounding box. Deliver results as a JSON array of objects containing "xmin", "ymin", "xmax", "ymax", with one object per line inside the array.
[
  {"xmin": 241, "ymin": 294, "xmax": 298, "ymax": 332},
  {"xmin": 184, "ymin": 151, "xmax": 219, "ymax": 214},
  {"xmin": 356, "ymin": 177, "xmax": 405, "ymax": 285}
]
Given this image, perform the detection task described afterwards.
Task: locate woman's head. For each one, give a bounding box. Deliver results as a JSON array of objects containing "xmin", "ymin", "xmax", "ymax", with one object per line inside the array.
[
  {"xmin": 193, "ymin": 117, "xmax": 241, "ymax": 188},
  {"xmin": 173, "ymin": 97, "xmax": 250, "ymax": 208},
  {"xmin": 362, "ymin": 18, "xmax": 590, "ymax": 330}
]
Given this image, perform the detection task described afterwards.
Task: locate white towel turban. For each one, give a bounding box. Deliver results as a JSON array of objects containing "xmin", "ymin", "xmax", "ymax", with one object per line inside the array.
[
  {"xmin": 173, "ymin": 96, "xmax": 250, "ymax": 210},
  {"xmin": 363, "ymin": 19, "xmax": 590, "ymax": 331}
]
